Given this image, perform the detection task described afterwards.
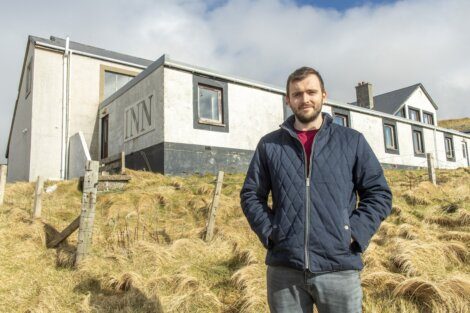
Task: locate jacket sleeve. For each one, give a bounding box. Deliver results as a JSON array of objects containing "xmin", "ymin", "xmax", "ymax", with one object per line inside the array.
[
  {"xmin": 240, "ymin": 139, "xmax": 273, "ymax": 249},
  {"xmin": 350, "ymin": 133, "xmax": 392, "ymax": 253}
]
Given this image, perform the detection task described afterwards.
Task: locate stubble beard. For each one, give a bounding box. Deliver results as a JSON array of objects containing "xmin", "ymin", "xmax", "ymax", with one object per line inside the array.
[{"xmin": 294, "ymin": 102, "xmax": 323, "ymax": 124}]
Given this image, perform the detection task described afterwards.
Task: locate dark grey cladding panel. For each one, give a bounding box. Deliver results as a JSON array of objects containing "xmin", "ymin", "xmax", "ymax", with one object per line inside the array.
[
  {"xmin": 123, "ymin": 142, "xmax": 255, "ymax": 176},
  {"xmin": 125, "ymin": 142, "xmax": 164, "ymax": 173},
  {"xmin": 163, "ymin": 142, "xmax": 254, "ymax": 175}
]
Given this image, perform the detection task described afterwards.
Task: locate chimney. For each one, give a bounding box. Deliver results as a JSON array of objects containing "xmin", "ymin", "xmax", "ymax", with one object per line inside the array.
[{"xmin": 355, "ymin": 82, "xmax": 374, "ymax": 109}]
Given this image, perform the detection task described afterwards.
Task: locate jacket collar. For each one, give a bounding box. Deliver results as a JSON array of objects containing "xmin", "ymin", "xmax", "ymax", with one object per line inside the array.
[{"xmin": 280, "ymin": 112, "xmax": 333, "ymax": 137}]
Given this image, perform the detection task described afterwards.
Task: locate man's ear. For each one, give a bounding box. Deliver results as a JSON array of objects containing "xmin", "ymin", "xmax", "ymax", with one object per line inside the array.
[
  {"xmin": 285, "ymin": 96, "xmax": 291, "ymax": 107},
  {"xmin": 322, "ymin": 90, "xmax": 327, "ymax": 101}
]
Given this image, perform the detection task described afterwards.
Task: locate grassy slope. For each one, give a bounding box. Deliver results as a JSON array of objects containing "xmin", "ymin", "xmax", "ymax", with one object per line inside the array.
[
  {"xmin": 438, "ymin": 117, "xmax": 470, "ymax": 132},
  {"xmin": 0, "ymin": 169, "xmax": 469, "ymax": 313}
]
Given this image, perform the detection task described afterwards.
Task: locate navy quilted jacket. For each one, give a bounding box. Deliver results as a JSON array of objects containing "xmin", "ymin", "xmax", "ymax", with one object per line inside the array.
[{"xmin": 240, "ymin": 113, "xmax": 392, "ymax": 272}]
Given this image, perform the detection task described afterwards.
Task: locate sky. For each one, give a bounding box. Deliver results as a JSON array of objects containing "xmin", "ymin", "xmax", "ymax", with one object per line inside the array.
[{"xmin": 1, "ymin": 0, "xmax": 469, "ymax": 164}]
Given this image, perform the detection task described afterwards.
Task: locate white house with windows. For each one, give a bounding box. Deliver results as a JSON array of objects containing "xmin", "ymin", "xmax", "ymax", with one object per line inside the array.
[{"xmin": 5, "ymin": 35, "xmax": 470, "ymax": 181}]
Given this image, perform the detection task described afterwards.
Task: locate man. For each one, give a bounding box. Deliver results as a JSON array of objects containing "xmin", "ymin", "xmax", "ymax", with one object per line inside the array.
[{"xmin": 240, "ymin": 67, "xmax": 392, "ymax": 313}]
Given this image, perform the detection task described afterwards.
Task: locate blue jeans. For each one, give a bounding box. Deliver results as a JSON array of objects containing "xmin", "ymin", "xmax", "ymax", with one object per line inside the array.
[{"xmin": 267, "ymin": 265, "xmax": 362, "ymax": 313}]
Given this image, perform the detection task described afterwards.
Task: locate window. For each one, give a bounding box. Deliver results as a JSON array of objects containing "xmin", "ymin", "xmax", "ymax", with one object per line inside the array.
[
  {"xmin": 395, "ymin": 107, "xmax": 406, "ymax": 118},
  {"xmin": 193, "ymin": 75, "xmax": 229, "ymax": 133},
  {"xmin": 104, "ymin": 71, "xmax": 133, "ymax": 100},
  {"xmin": 25, "ymin": 59, "xmax": 32, "ymax": 97},
  {"xmin": 408, "ymin": 107, "xmax": 420, "ymax": 122},
  {"xmin": 463, "ymin": 142, "xmax": 467, "ymax": 159},
  {"xmin": 332, "ymin": 108, "xmax": 350, "ymax": 127},
  {"xmin": 99, "ymin": 65, "xmax": 139, "ymax": 102},
  {"xmin": 423, "ymin": 112, "xmax": 434, "ymax": 125},
  {"xmin": 444, "ymin": 134, "xmax": 455, "ymax": 161},
  {"xmin": 198, "ymin": 85, "xmax": 223, "ymax": 124},
  {"xmin": 333, "ymin": 114, "xmax": 348, "ymax": 126},
  {"xmin": 383, "ymin": 119, "xmax": 399, "ymax": 154},
  {"xmin": 412, "ymin": 127, "xmax": 425, "ymax": 156}
]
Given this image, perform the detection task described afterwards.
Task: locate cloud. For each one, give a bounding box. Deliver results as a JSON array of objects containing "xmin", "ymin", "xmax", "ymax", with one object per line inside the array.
[{"xmin": 1, "ymin": 0, "xmax": 469, "ymax": 164}]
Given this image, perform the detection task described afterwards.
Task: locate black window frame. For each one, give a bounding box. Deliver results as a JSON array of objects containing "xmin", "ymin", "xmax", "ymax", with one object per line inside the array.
[
  {"xmin": 193, "ymin": 75, "xmax": 229, "ymax": 133},
  {"xmin": 422, "ymin": 111, "xmax": 434, "ymax": 125},
  {"xmin": 411, "ymin": 125, "xmax": 425, "ymax": 157},
  {"xmin": 332, "ymin": 107, "xmax": 351, "ymax": 127},
  {"xmin": 408, "ymin": 106, "xmax": 421, "ymax": 122},
  {"xmin": 382, "ymin": 119, "xmax": 399, "ymax": 154},
  {"xmin": 444, "ymin": 134, "xmax": 455, "ymax": 162}
]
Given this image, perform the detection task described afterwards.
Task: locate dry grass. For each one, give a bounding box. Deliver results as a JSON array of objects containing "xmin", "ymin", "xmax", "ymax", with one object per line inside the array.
[
  {"xmin": 438, "ymin": 117, "xmax": 470, "ymax": 132},
  {"xmin": 0, "ymin": 168, "xmax": 469, "ymax": 312}
]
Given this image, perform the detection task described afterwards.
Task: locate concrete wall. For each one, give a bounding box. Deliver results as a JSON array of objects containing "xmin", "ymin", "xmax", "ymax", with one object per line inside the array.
[
  {"xmin": 17, "ymin": 46, "xmax": 143, "ymax": 181},
  {"xmin": 7, "ymin": 44, "xmax": 34, "ymax": 182},
  {"xmin": 29, "ymin": 47, "xmax": 64, "ymax": 181},
  {"xmin": 68, "ymin": 131, "xmax": 91, "ymax": 178},
  {"xmin": 68, "ymin": 54, "xmax": 142, "ymax": 160},
  {"xmin": 163, "ymin": 68, "xmax": 284, "ymax": 151},
  {"xmin": 101, "ymin": 66, "xmax": 164, "ymax": 157}
]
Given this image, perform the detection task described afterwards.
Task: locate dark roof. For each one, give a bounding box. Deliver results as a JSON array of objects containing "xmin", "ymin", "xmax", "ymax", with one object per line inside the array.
[
  {"xmin": 350, "ymin": 83, "xmax": 438, "ymax": 114},
  {"xmin": 31, "ymin": 35, "xmax": 153, "ymax": 67}
]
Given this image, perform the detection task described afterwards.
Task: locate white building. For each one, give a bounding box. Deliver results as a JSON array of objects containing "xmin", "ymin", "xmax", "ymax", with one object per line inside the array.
[{"xmin": 5, "ymin": 35, "xmax": 470, "ymax": 181}]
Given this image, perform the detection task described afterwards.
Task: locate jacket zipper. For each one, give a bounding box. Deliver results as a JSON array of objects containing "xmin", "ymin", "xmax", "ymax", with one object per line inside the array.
[{"xmin": 281, "ymin": 119, "xmax": 325, "ymax": 271}]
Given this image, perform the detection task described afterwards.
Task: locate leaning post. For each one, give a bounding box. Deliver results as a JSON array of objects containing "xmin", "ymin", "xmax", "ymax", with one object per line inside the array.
[
  {"xmin": 205, "ymin": 171, "xmax": 224, "ymax": 242},
  {"xmin": 75, "ymin": 160, "xmax": 99, "ymax": 265},
  {"xmin": 0, "ymin": 165, "xmax": 7, "ymax": 206},
  {"xmin": 32, "ymin": 176, "xmax": 45, "ymax": 218},
  {"xmin": 427, "ymin": 153, "xmax": 437, "ymax": 186}
]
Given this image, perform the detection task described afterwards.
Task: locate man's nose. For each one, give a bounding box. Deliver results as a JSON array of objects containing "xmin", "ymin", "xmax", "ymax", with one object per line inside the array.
[{"xmin": 301, "ymin": 93, "xmax": 310, "ymax": 103}]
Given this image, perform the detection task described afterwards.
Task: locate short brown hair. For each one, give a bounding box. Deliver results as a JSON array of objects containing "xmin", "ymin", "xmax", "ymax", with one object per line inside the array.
[{"xmin": 286, "ymin": 67, "xmax": 325, "ymax": 96}]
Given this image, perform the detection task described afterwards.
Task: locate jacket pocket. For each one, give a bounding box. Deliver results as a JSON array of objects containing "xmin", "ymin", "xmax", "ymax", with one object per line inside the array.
[
  {"xmin": 270, "ymin": 224, "xmax": 286, "ymax": 244},
  {"xmin": 342, "ymin": 209, "xmax": 352, "ymax": 251}
]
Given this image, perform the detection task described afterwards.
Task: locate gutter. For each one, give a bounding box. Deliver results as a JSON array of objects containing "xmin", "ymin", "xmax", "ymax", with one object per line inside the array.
[{"xmin": 60, "ymin": 37, "xmax": 70, "ymax": 180}]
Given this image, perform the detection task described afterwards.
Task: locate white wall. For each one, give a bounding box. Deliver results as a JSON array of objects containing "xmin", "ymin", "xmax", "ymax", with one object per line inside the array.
[
  {"xmin": 68, "ymin": 55, "xmax": 143, "ymax": 160},
  {"xmin": 404, "ymin": 87, "xmax": 437, "ymax": 122},
  {"xmin": 68, "ymin": 131, "xmax": 91, "ymax": 178},
  {"xmin": 163, "ymin": 68, "xmax": 284, "ymax": 150},
  {"xmin": 29, "ymin": 47, "xmax": 64, "ymax": 181}
]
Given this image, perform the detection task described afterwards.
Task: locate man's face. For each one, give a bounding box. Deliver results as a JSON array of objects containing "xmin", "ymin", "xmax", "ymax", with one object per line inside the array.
[{"xmin": 286, "ymin": 74, "xmax": 326, "ymax": 124}]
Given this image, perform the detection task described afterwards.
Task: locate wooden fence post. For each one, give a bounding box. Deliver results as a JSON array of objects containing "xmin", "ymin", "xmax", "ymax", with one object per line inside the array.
[
  {"xmin": 76, "ymin": 160, "xmax": 99, "ymax": 265},
  {"xmin": 427, "ymin": 153, "xmax": 437, "ymax": 186},
  {"xmin": 205, "ymin": 171, "xmax": 224, "ymax": 242},
  {"xmin": 32, "ymin": 176, "xmax": 45, "ymax": 218},
  {"xmin": 0, "ymin": 165, "xmax": 7, "ymax": 206},
  {"xmin": 121, "ymin": 151, "xmax": 126, "ymax": 174}
]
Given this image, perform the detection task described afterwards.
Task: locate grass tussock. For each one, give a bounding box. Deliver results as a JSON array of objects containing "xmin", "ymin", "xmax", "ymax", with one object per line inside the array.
[{"xmin": 0, "ymin": 168, "xmax": 469, "ymax": 312}]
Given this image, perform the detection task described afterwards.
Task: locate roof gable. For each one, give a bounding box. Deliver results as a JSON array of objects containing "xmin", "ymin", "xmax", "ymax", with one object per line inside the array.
[{"xmin": 350, "ymin": 83, "xmax": 438, "ymax": 114}]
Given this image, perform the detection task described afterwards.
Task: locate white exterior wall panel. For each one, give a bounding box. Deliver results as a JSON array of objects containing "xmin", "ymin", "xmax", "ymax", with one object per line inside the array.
[
  {"xmin": 29, "ymin": 48, "xmax": 64, "ymax": 181},
  {"xmin": 163, "ymin": 68, "xmax": 283, "ymax": 151},
  {"xmin": 69, "ymin": 55, "xmax": 143, "ymax": 159},
  {"xmin": 406, "ymin": 89, "xmax": 436, "ymax": 113}
]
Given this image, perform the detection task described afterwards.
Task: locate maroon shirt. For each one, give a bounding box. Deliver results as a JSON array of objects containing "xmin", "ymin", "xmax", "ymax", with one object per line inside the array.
[{"xmin": 295, "ymin": 129, "xmax": 318, "ymax": 174}]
